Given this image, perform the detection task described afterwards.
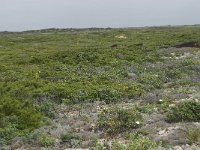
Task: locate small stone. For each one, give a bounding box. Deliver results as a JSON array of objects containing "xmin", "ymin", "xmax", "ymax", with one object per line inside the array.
[
  {"xmin": 158, "ymin": 129, "xmax": 166, "ymax": 135},
  {"xmin": 188, "ymin": 145, "xmax": 200, "ymax": 150},
  {"xmin": 55, "ymin": 138, "xmax": 59, "ymax": 143},
  {"xmin": 173, "ymin": 146, "xmax": 183, "ymax": 150},
  {"xmin": 91, "ymin": 123, "xmax": 95, "ymax": 127},
  {"xmin": 127, "ymin": 73, "xmax": 137, "ymax": 79}
]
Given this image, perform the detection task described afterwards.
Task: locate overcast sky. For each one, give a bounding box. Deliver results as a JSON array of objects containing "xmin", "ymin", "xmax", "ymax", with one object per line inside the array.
[{"xmin": 0, "ymin": 0, "xmax": 200, "ymax": 31}]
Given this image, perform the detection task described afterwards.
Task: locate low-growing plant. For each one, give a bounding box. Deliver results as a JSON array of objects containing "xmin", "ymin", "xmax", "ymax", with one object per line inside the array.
[
  {"xmin": 92, "ymin": 134, "xmax": 162, "ymax": 150},
  {"xmin": 186, "ymin": 128, "xmax": 200, "ymax": 145},
  {"xmin": 36, "ymin": 101, "xmax": 55, "ymax": 118},
  {"xmin": 96, "ymin": 88, "xmax": 123, "ymax": 104},
  {"xmin": 113, "ymin": 134, "xmax": 162, "ymax": 150},
  {"xmin": 164, "ymin": 68, "xmax": 182, "ymax": 81},
  {"xmin": 136, "ymin": 104, "xmax": 156, "ymax": 114},
  {"xmin": 166, "ymin": 101, "xmax": 200, "ymax": 122},
  {"xmin": 60, "ymin": 132, "xmax": 81, "ymax": 148},
  {"xmin": 0, "ymin": 98, "xmax": 43, "ymax": 144},
  {"xmin": 138, "ymin": 72, "xmax": 164, "ymax": 90},
  {"xmin": 97, "ymin": 107, "xmax": 143, "ymax": 135},
  {"xmin": 0, "ymin": 124, "xmax": 20, "ymax": 145},
  {"xmin": 38, "ymin": 134, "xmax": 55, "ymax": 147},
  {"xmin": 156, "ymin": 99, "xmax": 173, "ymax": 112},
  {"xmin": 0, "ymin": 98, "xmax": 43, "ymax": 130},
  {"xmin": 122, "ymin": 83, "xmax": 144, "ymax": 98}
]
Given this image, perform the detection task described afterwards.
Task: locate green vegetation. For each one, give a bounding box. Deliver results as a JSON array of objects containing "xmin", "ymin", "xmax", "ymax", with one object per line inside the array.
[
  {"xmin": 38, "ymin": 134, "xmax": 55, "ymax": 147},
  {"xmin": 26, "ymin": 132, "xmax": 55, "ymax": 147},
  {"xmin": 0, "ymin": 98, "xmax": 42, "ymax": 144},
  {"xmin": 113, "ymin": 135, "xmax": 162, "ymax": 150},
  {"xmin": 186, "ymin": 128, "xmax": 200, "ymax": 145},
  {"xmin": 0, "ymin": 26, "xmax": 200, "ymax": 148},
  {"xmin": 97, "ymin": 107, "xmax": 143, "ymax": 135},
  {"xmin": 60, "ymin": 132, "xmax": 81, "ymax": 148},
  {"xmin": 167, "ymin": 101, "xmax": 200, "ymax": 122},
  {"xmin": 136, "ymin": 104, "xmax": 156, "ymax": 114},
  {"xmin": 92, "ymin": 134, "xmax": 162, "ymax": 150}
]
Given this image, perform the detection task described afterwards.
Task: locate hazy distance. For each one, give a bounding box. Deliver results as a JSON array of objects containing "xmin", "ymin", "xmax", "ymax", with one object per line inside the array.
[{"xmin": 0, "ymin": 0, "xmax": 200, "ymax": 31}]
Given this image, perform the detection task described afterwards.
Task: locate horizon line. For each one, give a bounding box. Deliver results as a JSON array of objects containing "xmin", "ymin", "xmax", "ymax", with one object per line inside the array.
[{"xmin": 1, "ymin": 24, "xmax": 200, "ymax": 33}]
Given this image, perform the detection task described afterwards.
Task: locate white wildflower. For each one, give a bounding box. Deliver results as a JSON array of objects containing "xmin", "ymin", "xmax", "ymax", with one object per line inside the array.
[
  {"xmin": 135, "ymin": 121, "xmax": 140, "ymax": 125},
  {"xmin": 169, "ymin": 104, "xmax": 176, "ymax": 108}
]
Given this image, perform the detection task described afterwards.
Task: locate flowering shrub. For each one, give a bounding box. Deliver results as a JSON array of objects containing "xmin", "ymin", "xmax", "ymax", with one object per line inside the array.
[{"xmin": 97, "ymin": 107, "xmax": 143, "ymax": 135}]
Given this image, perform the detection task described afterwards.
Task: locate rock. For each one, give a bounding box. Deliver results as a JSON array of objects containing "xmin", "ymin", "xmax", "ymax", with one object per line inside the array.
[
  {"xmin": 173, "ymin": 146, "xmax": 183, "ymax": 150},
  {"xmin": 181, "ymin": 144, "xmax": 190, "ymax": 149},
  {"xmin": 127, "ymin": 73, "xmax": 137, "ymax": 79},
  {"xmin": 158, "ymin": 129, "xmax": 166, "ymax": 135},
  {"xmin": 185, "ymin": 145, "xmax": 200, "ymax": 150}
]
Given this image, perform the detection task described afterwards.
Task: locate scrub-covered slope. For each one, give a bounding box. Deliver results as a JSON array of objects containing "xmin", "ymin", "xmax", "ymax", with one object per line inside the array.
[{"xmin": 0, "ymin": 26, "xmax": 200, "ymax": 149}]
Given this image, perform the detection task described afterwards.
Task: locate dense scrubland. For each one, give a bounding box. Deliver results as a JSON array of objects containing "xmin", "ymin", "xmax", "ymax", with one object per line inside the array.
[{"xmin": 0, "ymin": 26, "xmax": 200, "ymax": 149}]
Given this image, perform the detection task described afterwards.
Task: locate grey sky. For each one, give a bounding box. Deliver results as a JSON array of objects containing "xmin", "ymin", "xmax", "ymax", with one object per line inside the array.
[{"xmin": 0, "ymin": 0, "xmax": 200, "ymax": 31}]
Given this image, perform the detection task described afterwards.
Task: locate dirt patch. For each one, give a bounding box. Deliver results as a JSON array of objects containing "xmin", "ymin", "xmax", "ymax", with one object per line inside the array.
[
  {"xmin": 174, "ymin": 41, "xmax": 200, "ymax": 48},
  {"xmin": 110, "ymin": 44, "xmax": 118, "ymax": 48},
  {"xmin": 159, "ymin": 41, "xmax": 200, "ymax": 57},
  {"xmin": 159, "ymin": 47, "xmax": 198, "ymax": 55}
]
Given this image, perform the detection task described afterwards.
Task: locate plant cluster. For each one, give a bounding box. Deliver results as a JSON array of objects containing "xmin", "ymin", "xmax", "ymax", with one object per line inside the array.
[
  {"xmin": 97, "ymin": 107, "xmax": 143, "ymax": 135},
  {"xmin": 92, "ymin": 134, "xmax": 162, "ymax": 150},
  {"xmin": 166, "ymin": 101, "xmax": 200, "ymax": 122},
  {"xmin": 60, "ymin": 132, "xmax": 82, "ymax": 148}
]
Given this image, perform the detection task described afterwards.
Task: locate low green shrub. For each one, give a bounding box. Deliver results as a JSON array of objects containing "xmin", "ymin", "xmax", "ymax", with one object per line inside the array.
[
  {"xmin": 92, "ymin": 134, "xmax": 162, "ymax": 150},
  {"xmin": 60, "ymin": 132, "xmax": 81, "ymax": 148},
  {"xmin": 0, "ymin": 125, "xmax": 20, "ymax": 145},
  {"xmin": 0, "ymin": 98, "xmax": 43, "ymax": 143},
  {"xmin": 113, "ymin": 134, "xmax": 162, "ymax": 150},
  {"xmin": 138, "ymin": 72, "xmax": 163, "ymax": 90},
  {"xmin": 38, "ymin": 134, "xmax": 55, "ymax": 147},
  {"xmin": 36, "ymin": 101, "xmax": 55, "ymax": 118},
  {"xmin": 97, "ymin": 107, "xmax": 143, "ymax": 135},
  {"xmin": 136, "ymin": 104, "xmax": 156, "ymax": 114},
  {"xmin": 96, "ymin": 88, "xmax": 123, "ymax": 104},
  {"xmin": 156, "ymin": 99, "xmax": 173, "ymax": 112},
  {"xmin": 166, "ymin": 101, "xmax": 200, "ymax": 122},
  {"xmin": 164, "ymin": 68, "xmax": 182, "ymax": 81},
  {"xmin": 27, "ymin": 132, "xmax": 55, "ymax": 147},
  {"xmin": 186, "ymin": 128, "xmax": 200, "ymax": 145},
  {"xmin": 0, "ymin": 98, "xmax": 43, "ymax": 130},
  {"xmin": 122, "ymin": 83, "xmax": 144, "ymax": 98}
]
